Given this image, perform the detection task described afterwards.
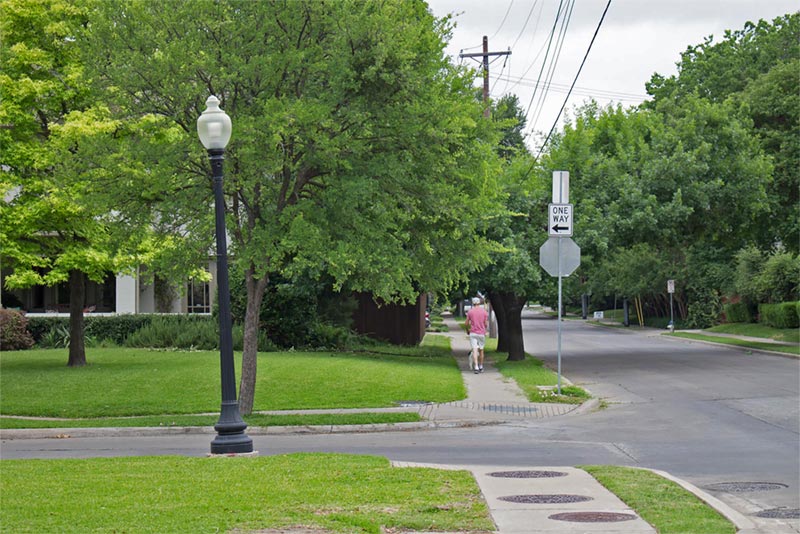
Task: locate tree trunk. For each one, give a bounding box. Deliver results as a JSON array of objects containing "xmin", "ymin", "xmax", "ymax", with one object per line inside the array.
[
  {"xmin": 67, "ymin": 270, "xmax": 86, "ymax": 367},
  {"xmin": 488, "ymin": 292, "xmax": 508, "ymax": 352},
  {"xmin": 237, "ymin": 266, "xmax": 268, "ymax": 415},
  {"xmin": 502, "ymin": 293, "xmax": 527, "ymax": 361}
]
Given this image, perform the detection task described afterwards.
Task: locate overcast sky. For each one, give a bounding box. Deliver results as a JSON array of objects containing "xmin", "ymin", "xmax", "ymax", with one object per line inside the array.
[{"xmin": 426, "ymin": 0, "xmax": 798, "ymax": 152}]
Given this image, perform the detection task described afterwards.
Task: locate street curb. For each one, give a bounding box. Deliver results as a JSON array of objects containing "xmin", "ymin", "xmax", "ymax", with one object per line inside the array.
[
  {"xmin": 566, "ymin": 396, "xmax": 601, "ymax": 416},
  {"xmin": 658, "ymin": 333, "xmax": 800, "ymax": 360},
  {"xmin": 0, "ymin": 420, "xmax": 500, "ymax": 441}
]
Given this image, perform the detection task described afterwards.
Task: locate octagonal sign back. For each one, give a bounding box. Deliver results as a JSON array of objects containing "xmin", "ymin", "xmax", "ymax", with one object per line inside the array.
[{"xmin": 539, "ymin": 237, "xmax": 581, "ymax": 277}]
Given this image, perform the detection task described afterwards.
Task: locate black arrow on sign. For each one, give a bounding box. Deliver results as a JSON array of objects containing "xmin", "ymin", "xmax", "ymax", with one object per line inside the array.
[{"xmin": 551, "ymin": 224, "xmax": 569, "ymax": 233}]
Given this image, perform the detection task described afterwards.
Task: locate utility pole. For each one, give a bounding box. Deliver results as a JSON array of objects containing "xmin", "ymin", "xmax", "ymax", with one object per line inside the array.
[{"xmin": 459, "ymin": 36, "xmax": 511, "ymax": 118}]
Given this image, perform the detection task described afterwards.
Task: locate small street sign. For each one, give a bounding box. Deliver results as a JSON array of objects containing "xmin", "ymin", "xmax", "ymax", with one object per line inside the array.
[
  {"xmin": 552, "ymin": 171, "xmax": 569, "ymax": 203},
  {"xmin": 667, "ymin": 279, "xmax": 675, "ymax": 294},
  {"xmin": 548, "ymin": 203, "xmax": 573, "ymax": 237},
  {"xmin": 539, "ymin": 237, "xmax": 581, "ymax": 277}
]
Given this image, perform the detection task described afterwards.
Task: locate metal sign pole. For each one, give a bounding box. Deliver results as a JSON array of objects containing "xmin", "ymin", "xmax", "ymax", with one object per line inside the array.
[
  {"xmin": 669, "ymin": 293, "xmax": 674, "ymax": 332},
  {"xmin": 557, "ymin": 238, "xmax": 562, "ymax": 395}
]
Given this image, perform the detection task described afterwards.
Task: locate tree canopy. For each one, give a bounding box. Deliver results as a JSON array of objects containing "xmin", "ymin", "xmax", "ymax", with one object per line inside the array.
[
  {"xmin": 1, "ymin": 0, "xmax": 114, "ymax": 366},
  {"xmin": 77, "ymin": 0, "xmax": 502, "ymax": 411}
]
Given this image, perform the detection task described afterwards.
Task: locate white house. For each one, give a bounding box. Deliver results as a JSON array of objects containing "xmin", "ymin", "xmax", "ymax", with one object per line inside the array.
[{"xmin": 1, "ymin": 262, "xmax": 217, "ymax": 316}]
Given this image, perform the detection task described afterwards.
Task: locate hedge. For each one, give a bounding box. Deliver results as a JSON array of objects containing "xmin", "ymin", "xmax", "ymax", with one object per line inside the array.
[
  {"xmin": 26, "ymin": 315, "xmax": 156, "ymax": 345},
  {"xmin": 723, "ymin": 302, "xmax": 753, "ymax": 323},
  {"xmin": 758, "ymin": 302, "xmax": 800, "ymax": 329}
]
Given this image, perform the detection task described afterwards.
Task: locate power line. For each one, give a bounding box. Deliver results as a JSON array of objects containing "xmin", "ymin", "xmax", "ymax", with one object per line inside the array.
[
  {"xmin": 489, "ymin": 53, "xmax": 511, "ymax": 95},
  {"xmin": 536, "ymin": 0, "xmax": 613, "ymax": 160},
  {"xmin": 510, "ymin": 0, "xmax": 540, "ymax": 50},
  {"xmin": 529, "ymin": 0, "xmax": 575, "ymax": 132},
  {"xmin": 493, "ymin": 74, "xmax": 647, "ymax": 102},
  {"xmin": 489, "ymin": 0, "xmax": 515, "ymax": 40},
  {"xmin": 523, "ymin": 0, "xmax": 567, "ymax": 126}
]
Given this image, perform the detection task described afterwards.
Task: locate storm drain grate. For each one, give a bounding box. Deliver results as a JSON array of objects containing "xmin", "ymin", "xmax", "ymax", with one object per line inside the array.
[
  {"xmin": 499, "ymin": 494, "xmax": 592, "ymax": 504},
  {"xmin": 549, "ymin": 511, "xmax": 637, "ymax": 523},
  {"xmin": 489, "ymin": 470, "xmax": 568, "ymax": 479},
  {"xmin": 704, "ymin": 482, "xmax": 789, "ymax": 493},
  {"xmin": 755, "ymin": 508, "xmax": 800, "ymax": 519}
]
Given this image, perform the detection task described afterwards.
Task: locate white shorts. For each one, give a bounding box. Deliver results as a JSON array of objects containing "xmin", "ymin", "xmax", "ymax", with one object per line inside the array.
[{"xmin": 469, "ymin": 333, "xmax": 486, "ymax": 351}]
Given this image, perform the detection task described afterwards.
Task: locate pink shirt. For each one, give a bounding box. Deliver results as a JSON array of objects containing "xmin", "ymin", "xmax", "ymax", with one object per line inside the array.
[{"xmin": 466, "ymin": 306, "xmax": 489, "ymax": 335}]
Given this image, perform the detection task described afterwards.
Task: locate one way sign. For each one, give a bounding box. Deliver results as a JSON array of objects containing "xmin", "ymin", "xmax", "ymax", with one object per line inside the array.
[{"xmin": 548, "ymin": 203, "xmax": 573, "ymax": 236}]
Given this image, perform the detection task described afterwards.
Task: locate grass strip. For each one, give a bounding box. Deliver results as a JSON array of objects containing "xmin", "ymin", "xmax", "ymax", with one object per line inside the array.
[
  {"xmin": 1, "ymin": 344, "xmax": 465, "ymax": 418},
  {"xmin": 0, "ymin": 453, "xmax": 494, "ymax": 533},
  {"xmin": 488, "ymin": 349, "xmax": 590, "ymax": 404},
  {"xmin": 706, "ymin": 323, "xmax": 800, "ymax": 344},
  {"xmin": 582, "ymin": 465, "xmax": 736, "ymax": 534},
  {"xmin": 668, "ymin": 332, "xmax": 799, "ymax": 355},
  {"xmin": 0, "ymin": 412, "xmax": 422, "ymax": 430}
]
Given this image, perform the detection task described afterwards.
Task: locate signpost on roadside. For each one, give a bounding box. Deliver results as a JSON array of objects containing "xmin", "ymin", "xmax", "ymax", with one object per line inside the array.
[
  {"xmin": 538, "ymin": 171, "xmax": 580, "ymax": 395},
  {"xmin": 667, "ymin": 279, "xmax": 675, "ymax": 332}
]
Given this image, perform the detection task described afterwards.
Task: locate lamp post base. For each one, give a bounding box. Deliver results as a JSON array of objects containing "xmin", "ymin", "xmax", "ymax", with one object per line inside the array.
[{"xmin": 211, "ymin": 401, "xmax": 253, "ymax": 454}]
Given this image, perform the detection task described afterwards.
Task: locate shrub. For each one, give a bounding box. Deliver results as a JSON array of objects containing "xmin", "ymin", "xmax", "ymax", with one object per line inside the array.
[
  {"xmin": 38, "ymin": 324, "xmax": 71, "ymax": 349},
  {"xmin": 125, "ymin": 315, "xmax": 218, "ymax": 349},
  {"xmin": 26, "ymin": 316, "xmax": 70, "ymax": 344},
  {"xmin": 0, "ymin": 309, "xmax": 35, "ymax": 351},
  {"xmin": 685, "ymin": 290, "xmax": 722, "ymax": 329},
  {"xmin": 27, "ymin": 315, "xmax": 154, "ymax": 347},
  {"xmin": 723, "ymin": 302, "xmax": 753, "ymax": 323},
  {"xmin": 307, "ymin": 323, "xmax": 355, "ymax": 350},
  {"xmin": 761, "ymin": 252, "xmax": 800, "ymax": 303},
  {"xmin": 759, "ymin": 302, "xmax": 800, "ymax": 329},
  {"xmin": 85, "ymin": 315, "xmax": 154, "ymax": 345}
]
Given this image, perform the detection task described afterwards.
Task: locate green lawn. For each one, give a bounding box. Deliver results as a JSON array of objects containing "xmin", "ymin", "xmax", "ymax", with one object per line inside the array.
[
  {"xmin": 668, "ymin": 332, "xmax": 800, "ymax": 356},
  {"xmin": 0, "ymin": 453, "xmax": 494, "ymax": 534},
  {"xmin": 707, "ymin": 322, "xmax": 800, "ymax": 343},
  {"xmin": 0, "ymin": 341, "xmax": 465, "ymax": 419},
  {"xmin": 583, "ymin": 465, "xmax": 735, "ymax": 534}
]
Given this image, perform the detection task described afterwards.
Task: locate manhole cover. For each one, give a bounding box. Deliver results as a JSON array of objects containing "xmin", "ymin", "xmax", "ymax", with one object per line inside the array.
[
  {"xmin": 705, "ymin": 482, "xmax": 789, "ymax": 493},
  {"xmin": 549, "ymin": 512, "xmax": 637, "ymax": 523},
  {"xmin": 489, "ymin": 470, "xmax": 568, "ymax": 478},
  {"xmin": 499, "ymin": 494, "xmax": 592, "ymax": 504},
  {"xmin": 755, "ymin": 508, "xmax": 800, "ymax": 519}
]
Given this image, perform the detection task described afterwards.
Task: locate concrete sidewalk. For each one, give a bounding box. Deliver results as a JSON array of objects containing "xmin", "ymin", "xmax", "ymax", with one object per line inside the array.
[{"xmin": 417, "ymin": 317, "xmax": 590, "ymax": 423}]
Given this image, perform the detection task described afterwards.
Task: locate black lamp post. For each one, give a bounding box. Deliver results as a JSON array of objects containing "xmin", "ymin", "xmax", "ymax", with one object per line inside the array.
[{"xmin": 197, "ymin": 95, "xmax": 253, "ymax": 455}]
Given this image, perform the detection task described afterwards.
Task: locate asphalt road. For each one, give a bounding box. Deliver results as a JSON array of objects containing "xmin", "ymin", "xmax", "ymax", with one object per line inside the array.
[{"xmin": 3, "ymin": 311, "xmax": 798, "ymax": 518}]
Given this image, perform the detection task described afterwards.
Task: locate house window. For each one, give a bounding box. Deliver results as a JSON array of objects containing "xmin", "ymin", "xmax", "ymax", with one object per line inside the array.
[{"xmin": 187, "ymin": 279, "xmax": 210, "ymax": 314}]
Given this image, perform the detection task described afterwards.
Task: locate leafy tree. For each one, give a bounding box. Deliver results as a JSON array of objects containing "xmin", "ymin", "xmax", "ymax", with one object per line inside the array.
[
  {"xmin": 0, "ymin": 0, "xmax": 114, "ymax": 366},
  {"xmin": 494, "ymin": 94, "xmax": 528, "ymax": 160},
  {"xmin": 543, "ymin": 93, "xmax": 770, "ymax": 324},
  {"xmin": 82, "ymin": 0, "xmax": 500, "ymax": 413},
  {"xmin": 645, "ymin": 14, "xmax": 799, "ymax": 104},
  {"xmin": 741, "ymin": 58, "xmax": 800, "ymax": 251},
  {"xmin": 459, "ymin": 93, "xmax": 553, "ymax": 361},
  {"xmin": 479, "ymin": 155, "xmax": 549, "ymax": 360},
  {"xmin": 646, "ymin": 13, "xmax": 799, "ymax": 251}
]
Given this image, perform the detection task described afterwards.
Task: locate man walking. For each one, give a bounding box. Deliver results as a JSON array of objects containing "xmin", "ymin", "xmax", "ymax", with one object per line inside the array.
[{"xmin": 465, "ymin": 297, "xmax": 489, "ymax": 373}]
